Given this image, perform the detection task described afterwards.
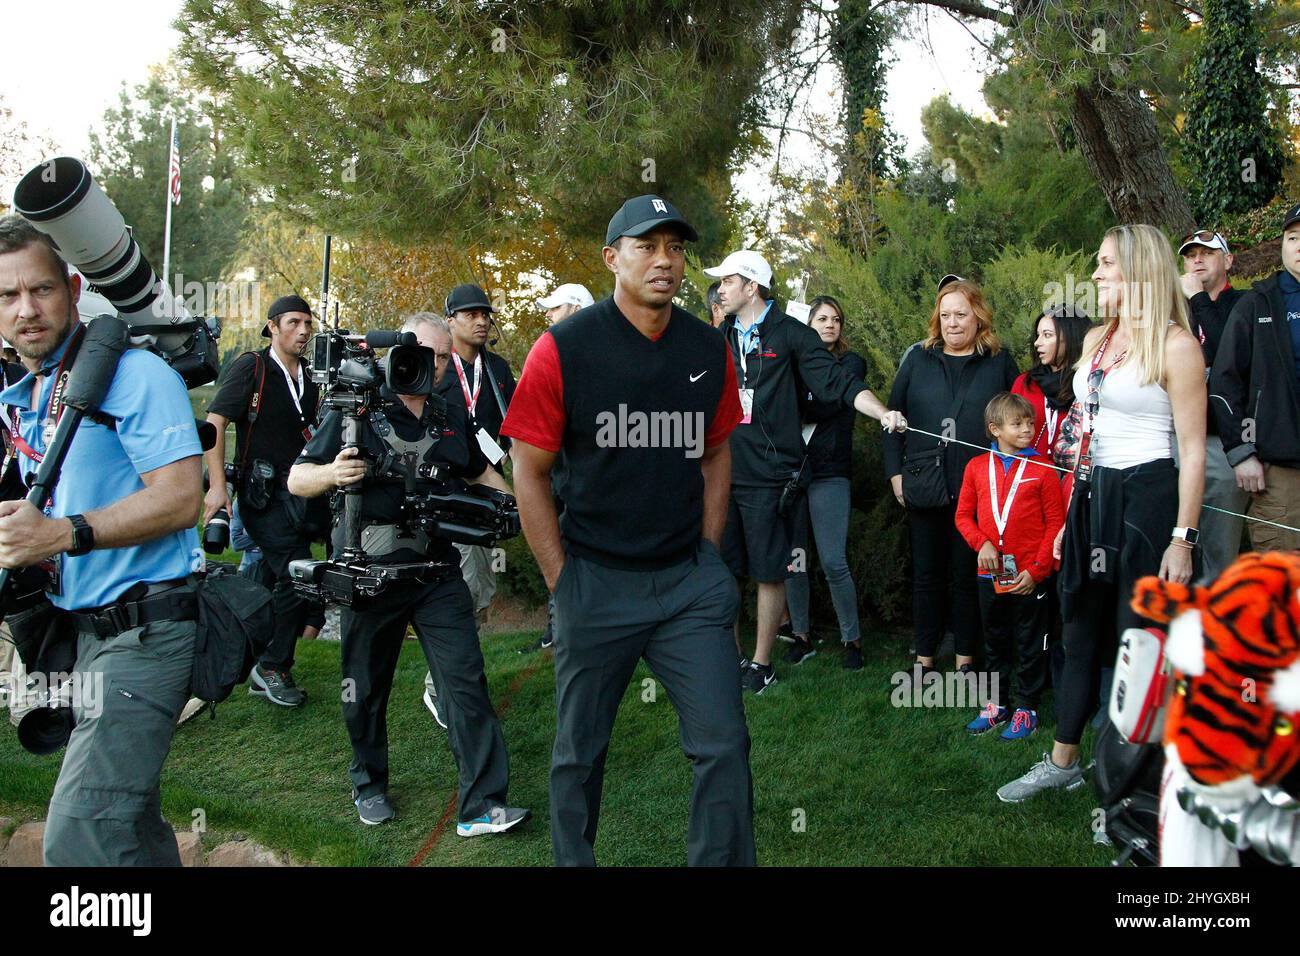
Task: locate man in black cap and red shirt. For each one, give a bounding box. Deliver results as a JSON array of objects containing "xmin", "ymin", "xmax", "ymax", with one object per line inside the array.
[
  {"xmin": 204, "ymin": 294, "xmax": 321, "ymax": 707},
  {"xmin": 503, "ymin": 194, "xmax": 753, "ymax": 866}
]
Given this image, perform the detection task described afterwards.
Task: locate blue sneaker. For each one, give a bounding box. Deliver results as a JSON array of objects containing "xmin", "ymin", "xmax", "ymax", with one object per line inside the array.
[
  {"xmin": 1000, "ymin": 708, "xmax": 1038, "ymax": 741},
  {"xmin": 456, "ymin": 806, "xmax": 531, "ymax": 837},
  {"xmin": 965, "ymin": 705, "xmax": 1008, "ymax": 735}
]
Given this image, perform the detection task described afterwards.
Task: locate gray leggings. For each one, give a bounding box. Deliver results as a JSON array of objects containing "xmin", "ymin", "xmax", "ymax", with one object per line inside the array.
[{"xmin": 786, "ymin": 476, "xmax": 861, "ymax": 644}]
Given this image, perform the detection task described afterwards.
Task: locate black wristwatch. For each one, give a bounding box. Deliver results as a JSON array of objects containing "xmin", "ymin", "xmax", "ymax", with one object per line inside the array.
[{"xmin": 66, "ymin": 513, "xmax": 95, "ymax": 556}]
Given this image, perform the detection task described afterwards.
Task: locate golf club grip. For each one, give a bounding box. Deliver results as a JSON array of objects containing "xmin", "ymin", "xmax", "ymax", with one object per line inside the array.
[{"xmin": 62, "ymin": 315, "xmax": 129, "ymax": 412}]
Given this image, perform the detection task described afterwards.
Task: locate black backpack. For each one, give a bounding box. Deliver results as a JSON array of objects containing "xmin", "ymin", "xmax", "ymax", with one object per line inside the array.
[{"xmin": 191, "ymin": 562, "xmax": 273, "ymax": 713}]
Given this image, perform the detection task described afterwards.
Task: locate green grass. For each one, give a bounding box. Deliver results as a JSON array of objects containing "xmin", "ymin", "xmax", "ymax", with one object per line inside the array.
[{"xmin": 0, "ymin": 628, "xmax": 1109, "ymax": 866}]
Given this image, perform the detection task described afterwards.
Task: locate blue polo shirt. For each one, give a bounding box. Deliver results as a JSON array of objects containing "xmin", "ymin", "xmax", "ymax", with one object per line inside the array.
[{"xmin": 0, "ymin": 326, "xmax": 203, "ymax": 609}]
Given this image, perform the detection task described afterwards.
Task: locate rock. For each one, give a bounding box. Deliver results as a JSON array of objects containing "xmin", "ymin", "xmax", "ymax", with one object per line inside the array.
[
  {"xmin": 7, "ymin": 821, "xmax": 44, "ymax": 867},
  {"xmin": 206, "ymin": 839, "xmax": 287, "ymax": 867},
  {"xmin": 175, "ymin": 830, "xmax": 204, "ymax": 867}
]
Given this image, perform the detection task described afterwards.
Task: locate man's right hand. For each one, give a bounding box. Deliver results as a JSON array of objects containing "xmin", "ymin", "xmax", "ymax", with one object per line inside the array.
[
  {"xmin": 890, "ymin": 474, "xmax": 904, "ymax": 507},
  {"xmin": 331, "ymin": 446, "xmax": 367, "ymax": 488},
  {"xmin": 545, "ymin": 560, "xmax": 565, "ymax": 594},
  {"xmin": 1234, "ymin": 455, "xmax": 1266, "ymax": 494},
  {"xmin": 203, "ymin": 483, "xmax": 230, "ymax": 523},
  {"xmin": 1179, "ymin": 272, "xmax": 1204, "ymax": 299}
]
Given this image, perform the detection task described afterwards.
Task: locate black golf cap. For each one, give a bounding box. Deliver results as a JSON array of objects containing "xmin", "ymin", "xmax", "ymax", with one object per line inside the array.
[
  {"xmin": 1282, "ymin": 202, "xmax": 1300, "ymax": 233},
  {"xmin": 445, "ymin": 283, "xmax": 495, "ymax": 316},
  {"xmin": 263, "ymin": 294, "xmax": 312, "ymax": 338},
  {"xmin": 605, "ymin": 194, "xmax": 699, "ymax": 246},
  {"xmin": 937, "ymin": 273, "xmax": 964, "ymax": 294}
]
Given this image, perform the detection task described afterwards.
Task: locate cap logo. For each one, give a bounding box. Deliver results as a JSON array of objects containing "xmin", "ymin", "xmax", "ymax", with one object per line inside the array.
[{"xmin": 652, "ymin": 199, "xmax": 667, "ymax": 214}]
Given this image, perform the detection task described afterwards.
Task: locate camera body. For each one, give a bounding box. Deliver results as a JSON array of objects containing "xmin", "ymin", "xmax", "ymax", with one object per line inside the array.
[{"xmin": 310, "ymin": 328, "xmax": 437, "ymax": 399}]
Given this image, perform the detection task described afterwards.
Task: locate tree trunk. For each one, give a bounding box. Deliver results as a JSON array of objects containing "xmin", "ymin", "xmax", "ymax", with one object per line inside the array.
[{"xmin": 1069, "ymin": 84, "xmax": 1195, "ymax": 234}]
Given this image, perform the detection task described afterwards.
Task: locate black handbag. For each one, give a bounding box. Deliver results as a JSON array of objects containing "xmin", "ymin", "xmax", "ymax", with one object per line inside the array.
[{"xmin": 901, "ymin": 448, "xmax": 949, "ymax": 510}]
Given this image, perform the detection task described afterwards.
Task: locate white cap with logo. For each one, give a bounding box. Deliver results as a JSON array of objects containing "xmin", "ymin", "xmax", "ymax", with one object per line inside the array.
[
  {"xmin": 703, "ymin": 250, "xmax": 773, "ymax": 288},
  {"xmin": 538, "ymin": 283, "xmax": 595, "ymax": 310}
]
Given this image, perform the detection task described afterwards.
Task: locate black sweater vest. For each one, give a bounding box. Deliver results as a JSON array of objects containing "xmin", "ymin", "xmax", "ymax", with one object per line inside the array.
[{"xmin": 550, "ymin": 298, "xmax": 728, "ymax": 570}]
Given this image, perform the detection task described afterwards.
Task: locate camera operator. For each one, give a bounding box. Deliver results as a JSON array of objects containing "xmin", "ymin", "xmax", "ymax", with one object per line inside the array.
[
  {"xmin": 204, "ymin": 295, "xmax": 321, "ymax": 708},
  {"xmin": 438, "ymin": 283, "xmax": 517, "ymax": 626},
  {"xmin": 0, "ymin": 215, "xmax": 204, "ymax": 866},
  {"xmin": 287, "ymin": 315, "xmax": 529, "ymax": 831}
]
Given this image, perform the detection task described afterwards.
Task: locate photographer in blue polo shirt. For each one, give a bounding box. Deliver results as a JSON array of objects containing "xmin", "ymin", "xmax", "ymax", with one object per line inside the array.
[{"xmin": 0, "ymin": 215, "xmax": 203, "ymax": 866}]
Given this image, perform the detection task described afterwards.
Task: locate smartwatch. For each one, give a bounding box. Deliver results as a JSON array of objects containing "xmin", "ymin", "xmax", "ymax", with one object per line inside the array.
[
  {"xmin": 1171, "ymin": 526, "xmax": 1200, "ymax": 546},
  {"xmin": 66, "ymin": 513, "xmax": 95, "ymax": 556}
]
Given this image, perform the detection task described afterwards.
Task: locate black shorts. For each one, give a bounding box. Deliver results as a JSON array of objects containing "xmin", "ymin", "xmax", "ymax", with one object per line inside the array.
[{"xmin": 722, "ymin": 484, "xmax": 792, "ymax": 582}]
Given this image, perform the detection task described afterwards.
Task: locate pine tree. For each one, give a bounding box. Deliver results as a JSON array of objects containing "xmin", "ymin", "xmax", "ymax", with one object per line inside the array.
[{"xmin": 1182, "ymin": 0, "xmax": 1285, "ymax": 222}]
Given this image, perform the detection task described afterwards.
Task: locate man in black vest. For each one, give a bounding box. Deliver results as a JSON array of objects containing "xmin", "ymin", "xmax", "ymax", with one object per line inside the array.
[
  {"xmin": 204, "ymin": 295, "xmax": 320, "ymax": 707},
  {"xmin": 504, "ymin": 194, "xmax": 752, "ymax": 866},
  {"xmin": 705, "ymin": 250, "xmax": 896, "ymax": 694}
]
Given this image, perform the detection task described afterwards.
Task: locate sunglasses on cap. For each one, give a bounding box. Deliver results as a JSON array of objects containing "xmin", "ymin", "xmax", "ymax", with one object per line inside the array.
[{"xmin": 1178, "ymin": 229, "xmax": 1229, "ymax": 253}]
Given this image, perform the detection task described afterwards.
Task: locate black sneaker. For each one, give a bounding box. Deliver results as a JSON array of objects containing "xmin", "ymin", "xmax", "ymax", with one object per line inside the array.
[
  {"xmin": 783, "ymin": 637, "xmax": 817, "ymax": 665},
  {"xmin": 354, "ymin": 791, "xmax": 395, "ymax": 825},
  {"xmin": 249, "ymin": 664, "xmax": 306, "ymax": 707},
  {"xmin": 519, "ymin": 621, "xmax": 555, "ymax": 654},
  {"xmin": 776, "ymin": 621, "xmax": 796, "ymax": 644},
  {"xmin": 739, "ymin": 656, "xmax": 751, "ymax": 675},
  {"xmin": 842, "ymin": 642, "xmax": 863, "ymax": 670},
  {"xmin": 742, "ymin": 661, "xmax": 777, "ymax": 695}
]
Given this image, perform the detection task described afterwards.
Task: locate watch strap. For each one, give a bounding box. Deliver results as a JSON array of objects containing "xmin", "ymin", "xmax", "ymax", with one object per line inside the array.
[{"xmin": 67, "ymin": 513, "xmax": 95, "ymax": 556}]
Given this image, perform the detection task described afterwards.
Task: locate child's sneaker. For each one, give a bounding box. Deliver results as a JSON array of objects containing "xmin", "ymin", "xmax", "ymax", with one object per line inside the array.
[
  {"xmin": 1000, "ymin": 708, "xmax": 1038, "ymax": 741},
  {"xmin": 965, "ymin": 704, "xmax": 1008, "ymax": 735}
]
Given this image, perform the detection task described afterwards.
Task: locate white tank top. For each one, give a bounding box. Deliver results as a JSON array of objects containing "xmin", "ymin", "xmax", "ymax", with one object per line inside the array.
[{"xmin": 1071, "ymin": 360, "xmax": 1174, "ymax": 469}]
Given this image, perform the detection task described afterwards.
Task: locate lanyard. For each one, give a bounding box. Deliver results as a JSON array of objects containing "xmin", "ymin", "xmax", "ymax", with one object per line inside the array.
[
  {"xmin": 452, "ymin": 352, "xmax": 482, "ymax": 415},
  {"xmin": 269, "ymin": 348, "xmax": 306, "ymax": 421},
  {"xmin": 7, "ymin": 323, "xmax": 85, "ymax": 466},
  {"xmin": 988, "ymin": 453, "xmax": 1029, "ymax": 549},
  {"xmin": 1085, "ymin": 324, "xmax": 1127, "ymax": 434},
  {"xmin": 1036, "ymin": 406, "xmax": 1059, "ymax": 451}
]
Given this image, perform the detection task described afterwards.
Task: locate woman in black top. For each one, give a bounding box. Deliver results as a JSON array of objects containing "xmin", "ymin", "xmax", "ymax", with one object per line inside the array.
[
  {"xmin": 784, "ymin": 296, "xmax": 869, "ymax": 669},
  {"xmin": 883, "ymin": 279, "xmax": 1019, "ymax": 677}
]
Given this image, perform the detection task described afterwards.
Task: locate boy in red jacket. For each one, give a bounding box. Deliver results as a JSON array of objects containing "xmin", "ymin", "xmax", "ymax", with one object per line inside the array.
[{"xmin": 954, "ymin": 393, "xmax": 1064, "ymax": 740}]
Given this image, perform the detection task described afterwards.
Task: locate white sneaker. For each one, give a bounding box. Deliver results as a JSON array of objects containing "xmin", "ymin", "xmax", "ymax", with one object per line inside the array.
[
  {"xmin": 997, "ymin": 753, "xmax": 1084, "ymax": 803},
  {"xmin": 423, "ymin": 688, "xmax": 447, "ymax": 729}
]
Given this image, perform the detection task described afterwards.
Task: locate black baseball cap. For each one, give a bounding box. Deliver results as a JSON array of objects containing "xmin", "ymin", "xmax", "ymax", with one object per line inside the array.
[
  {"xmin": 444, "ymin": 283, "xmax": 495, "ymax": 316},
  {"xmin": 605, "ymin": 194, "xmax": 698, "ymax": 246},
  {"xmin": 263, "ymin": 294, "xmax": 312, "ymax": 338},
  {"xmin": 1282, "ymin": 202, "xmax": 1300, "ymax": 233},
  {"xmin": 937, "ymin": 273, "xmax": 964, "ymax": 294}
]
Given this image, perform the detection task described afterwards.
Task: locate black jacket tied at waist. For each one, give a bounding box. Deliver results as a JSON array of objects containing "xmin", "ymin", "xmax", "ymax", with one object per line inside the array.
[{"xmin": 1058, "ymin": 458, "xmax": 1181, "ymax": 624}]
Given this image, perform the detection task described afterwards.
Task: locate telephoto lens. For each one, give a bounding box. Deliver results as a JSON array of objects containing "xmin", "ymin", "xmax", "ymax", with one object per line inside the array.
[{"xmin": 204, "ymin": 506, "xmax": 231, "ymax": 554}]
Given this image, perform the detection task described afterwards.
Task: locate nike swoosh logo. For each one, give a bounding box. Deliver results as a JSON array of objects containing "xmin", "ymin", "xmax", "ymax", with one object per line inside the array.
[
  {"xmin": 690, "ymin": 371, "xmax": 707, "ymax": 382},
  {"xmin": 1036, "ymin": 591, "xmax": 1046, "ymax": 600}
]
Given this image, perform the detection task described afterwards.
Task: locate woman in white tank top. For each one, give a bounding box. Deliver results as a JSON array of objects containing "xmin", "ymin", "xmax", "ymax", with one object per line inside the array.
[{"xmin": 998, "ymin": 224, "xmax": 1206, "ymax": 807}]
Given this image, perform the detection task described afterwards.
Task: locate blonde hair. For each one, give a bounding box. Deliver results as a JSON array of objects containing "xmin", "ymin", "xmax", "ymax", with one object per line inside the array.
[
  {"xmin": 923, "ymin": 279, "xmax": 1001, "ymax": 355},
  {"xmin": 1092, "ymin": 224, "xmax": 1193, "ymax": 386}
]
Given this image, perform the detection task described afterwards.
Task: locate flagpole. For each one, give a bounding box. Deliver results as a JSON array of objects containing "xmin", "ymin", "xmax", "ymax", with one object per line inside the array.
[{"xmin": 161, "ymin": 115, "xmax": 176, "ymax": 293}]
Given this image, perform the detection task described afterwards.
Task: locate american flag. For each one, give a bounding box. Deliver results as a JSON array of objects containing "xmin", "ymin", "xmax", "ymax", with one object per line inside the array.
[{"xmin": 168, "ymin": 123, "xmax": 181, "ymax": 205}]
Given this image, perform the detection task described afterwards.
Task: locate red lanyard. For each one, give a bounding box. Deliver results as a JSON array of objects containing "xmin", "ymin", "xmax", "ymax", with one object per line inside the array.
[
  {"xmin": 452, "ymin": 352, "xmax": 482, "ymax": 415},
  {"xmin": 5, "ymin": 324, "xmax": 85, "ymax": 467}
]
